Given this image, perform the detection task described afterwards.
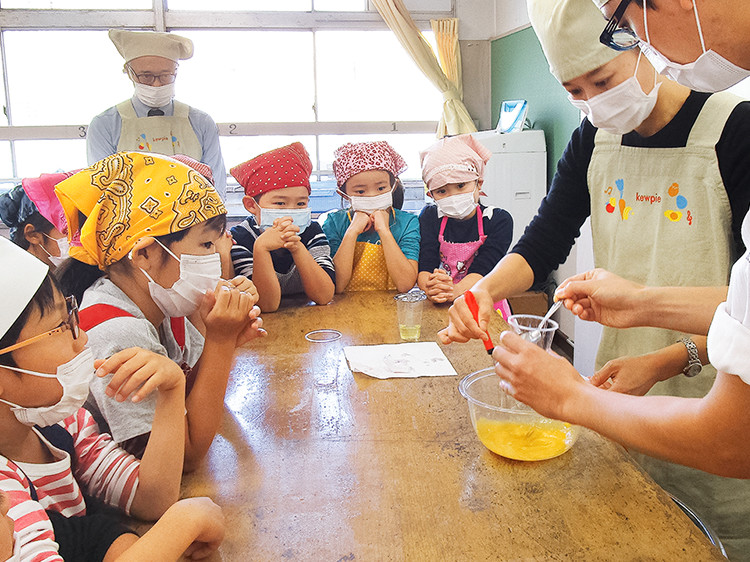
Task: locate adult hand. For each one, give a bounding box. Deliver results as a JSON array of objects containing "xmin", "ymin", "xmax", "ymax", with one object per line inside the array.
[
  {"xmin": 555, "ymin": 268, "xmax": 646, "ymax": 328},
  {"xmin": 492, "ymin": 331, "xmax": 589, "ymax": 421},
  {"xmin": 590, "ymin": 353, "xmax": 671, "ymax": 396},
  {"xmin": 437, "ymin": 286, "xmax": 493, "ymax": 344}
]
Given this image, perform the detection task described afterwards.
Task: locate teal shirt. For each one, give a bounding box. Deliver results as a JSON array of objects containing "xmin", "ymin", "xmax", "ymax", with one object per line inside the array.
[{"xmin": 322, "ymin": 208, "xmax": 421, "ymax": 261}]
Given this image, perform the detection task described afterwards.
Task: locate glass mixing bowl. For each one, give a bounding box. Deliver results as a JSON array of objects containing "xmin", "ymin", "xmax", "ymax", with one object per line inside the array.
[{"xmin": 459, "ymin": 367, "xmax": 580, "ymax": 461}]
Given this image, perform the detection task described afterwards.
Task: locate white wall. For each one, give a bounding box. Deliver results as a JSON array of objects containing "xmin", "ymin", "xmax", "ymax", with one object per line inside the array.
[{"xmin": 456, "ymin": 0, "xmax": 530, "ymax": 40}]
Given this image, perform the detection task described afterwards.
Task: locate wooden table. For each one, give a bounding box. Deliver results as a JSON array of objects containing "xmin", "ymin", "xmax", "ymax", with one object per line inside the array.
[{"xmin": 182, "ymin": 291, "xmax": 723, "ymax": 561}]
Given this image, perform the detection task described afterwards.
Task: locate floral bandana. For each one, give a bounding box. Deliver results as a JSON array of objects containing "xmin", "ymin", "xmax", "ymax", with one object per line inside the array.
[
  {"xmin": 21, "ymin": 171, "xmax": 78, "ymax": 236},
  {"xmin": 55, "ymin": 151, "xmax": 225, "ymax": 269},
  {"xmin": 231, "ymin": 142, "xmax": 313, "ymax": 198},
  {"xmin": 332, "ymin": 141, "xmax": 407, "ymax": 188}
]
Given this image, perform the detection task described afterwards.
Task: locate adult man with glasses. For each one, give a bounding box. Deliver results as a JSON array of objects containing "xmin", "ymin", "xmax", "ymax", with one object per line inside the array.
[
  {"xmin": 86, "ymin": 30, "xmax": 227, "ymax": 198},
  {"xmin": 594, "ymin": 0, "xmax": 750, "ymax": 92}
]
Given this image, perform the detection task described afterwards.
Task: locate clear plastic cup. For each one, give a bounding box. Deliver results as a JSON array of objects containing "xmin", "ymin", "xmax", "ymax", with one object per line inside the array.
[
  {"xmin": 507, "ymin": 314, "xmax": 559, "ymax": 350},
  {"xmin": 394, "ymin": 291, "xmax": 426, "ymax": 341}
]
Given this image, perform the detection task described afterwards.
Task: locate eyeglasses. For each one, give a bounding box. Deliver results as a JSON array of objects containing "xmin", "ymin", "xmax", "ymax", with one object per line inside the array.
[
  {"xmin": 0, "ymin": 296, "xmax": 80, "ymax": 356},
  {"xmin": 599, "ymin": 0, "xmax": 640, "ymax": 51},
  {"xmin": 126, "ymin": 65, "xmax": 178, "ymax": 86}
]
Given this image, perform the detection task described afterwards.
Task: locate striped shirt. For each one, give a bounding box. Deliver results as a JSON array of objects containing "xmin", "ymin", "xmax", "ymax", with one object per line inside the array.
[
  {"xmin": 230, "ymin": 216, "xmax": 335, "ymax": 296},
  {"xmin": 3, "ymin": 409, "xmax": 140, "ymax": 562}
]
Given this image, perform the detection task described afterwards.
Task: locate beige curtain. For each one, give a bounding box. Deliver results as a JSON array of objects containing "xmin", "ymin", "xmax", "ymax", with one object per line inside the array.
[{"xmin": 371, "ymin": 1, "xmax": 477, "ymax": 138}]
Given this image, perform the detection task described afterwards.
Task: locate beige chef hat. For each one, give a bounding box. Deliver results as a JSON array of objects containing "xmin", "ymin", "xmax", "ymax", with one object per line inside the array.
[
  {"xmin": 109, "ymin": 29, "xmax": 193, "ymax": 63},
  {"xmin": 527, "ymin": 0, "xmax": 619, "ymax": 83}
]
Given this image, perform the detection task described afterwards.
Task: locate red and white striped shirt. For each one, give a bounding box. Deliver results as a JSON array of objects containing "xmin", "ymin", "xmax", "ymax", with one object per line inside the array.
[{"xmin": 2, "ymin": 408, "xmax": 140, "ymax": 562}]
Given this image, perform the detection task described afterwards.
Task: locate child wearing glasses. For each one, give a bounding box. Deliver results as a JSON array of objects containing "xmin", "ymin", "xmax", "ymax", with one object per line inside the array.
[
  {"xmin": 56, "ymin": 152, "xmax": 263, "ymax": 470},
  {"xmin": 229, "ymin": 143, "xmax": 335, "ymax": 312},
  {"xmin": 321, "ymin": 141, "xmax": 420, "ymax": 293},
  {"xmin": 0, "ymin": 237, "xmax": 225, "ymax": 560}
]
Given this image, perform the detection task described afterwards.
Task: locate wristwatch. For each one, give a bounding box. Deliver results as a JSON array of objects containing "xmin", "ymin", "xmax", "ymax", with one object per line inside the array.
[{"xmin": 678, "ymin": 337, "xmax": 702, "ymax": 378}]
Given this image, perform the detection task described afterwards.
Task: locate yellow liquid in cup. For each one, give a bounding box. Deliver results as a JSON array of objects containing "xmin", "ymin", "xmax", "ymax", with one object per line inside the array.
[
  {"xmin": 475, "ymin": 418, "xmax": 574, "ymax": 461},
  {"xmin": 399, "ymin": 324, "xmax": 421, "ymax": 340}
]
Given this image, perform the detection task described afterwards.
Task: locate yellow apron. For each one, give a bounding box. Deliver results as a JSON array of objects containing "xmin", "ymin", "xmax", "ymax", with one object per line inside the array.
[
  {"xmin": 589, "ymin": 91, "xmax": 750, "ymax": 559},
  {"xmin": 116, "ymin": 100, "xmax": 203, "ymax": 160},
  {"xmin": 347, "ymin": 210, "xmax": 397, "ymax": 291}
]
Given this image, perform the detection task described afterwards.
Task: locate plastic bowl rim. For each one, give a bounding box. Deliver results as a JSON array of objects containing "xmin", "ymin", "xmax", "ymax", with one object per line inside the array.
[{"xmin": 459, "ymin": 367, "xmax": 539, "ymax": 415}]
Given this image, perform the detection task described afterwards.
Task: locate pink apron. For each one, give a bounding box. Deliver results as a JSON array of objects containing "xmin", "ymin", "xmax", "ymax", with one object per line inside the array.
[{"xmin": 438, "ymin": 207, "xmax": 511, "ymax": 320}]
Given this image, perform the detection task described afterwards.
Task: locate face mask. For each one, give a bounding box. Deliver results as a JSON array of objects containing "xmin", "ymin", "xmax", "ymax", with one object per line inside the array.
[
  {"xmin": 0, "ymin": 347, "xmax": 94, "ymax": 427},
  {"xmin": 259, "ymin": 207, "xmax": 312, "ymax": 232},
  {"xmin": 569, "ymin": 54, "xmax": 660, "ymax": 135},
  {"xmin": 435, "ymin": 191, "xmax": 478, "ymax": 219},
  {"xmin": 133, "ymin": 82, "xmax": 175, "ymax": 108},
  {"xmin": 639, "ymin": 2, "xmax": 750, "ymax": 92},
  {"xmin": 348, "ymin": 189, "xmax": 393, "ymax": 214},
  {"xmin": 41, "ymin": 234, "xmax": 70, "ymax": 268},
  {"xmin": 140, "ymin": 240, "xmax": 222, "ymax": 318}
]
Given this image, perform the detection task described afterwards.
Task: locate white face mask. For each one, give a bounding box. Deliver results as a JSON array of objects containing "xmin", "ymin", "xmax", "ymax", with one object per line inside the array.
[
  {"xmin": 569, "ymin": 54, "xmax": 660, "ymax": 135},
  {"xmin": 140, "ymin": 239, "xmax": 222, "ymax": 318},
  {"xmin": 0, "ymin": 347, "xmax": 95, "ymax": 427},
  {"xmin": 435, "ymin": 191, "xmax": 478, "ymax": 219},
  {"xmin": 133, "ymin": 82, "xmax": 175, "ymax": 108},
  {"xmin": 639, "ymin": 2, "xmax": 750, "ymax": 93},
  {"xmin": 259, "ymin": 207, "xmax": 312, "ymax": 232},
  {"xmin": 41, "ymin": 234, "xmax": 70, "ymax": 268},
  {"xmin": 348, "ymin": 189, "xmax": 394, "ymax": 214}
]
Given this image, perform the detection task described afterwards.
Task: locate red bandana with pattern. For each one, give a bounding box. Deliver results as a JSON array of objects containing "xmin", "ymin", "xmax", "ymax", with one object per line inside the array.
[{"xmin": 231, "ymin": 142, "xmax": 313, "ymax": 197}]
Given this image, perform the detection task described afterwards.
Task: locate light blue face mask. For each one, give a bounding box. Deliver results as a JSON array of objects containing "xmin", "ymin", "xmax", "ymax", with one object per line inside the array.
[{"xmin": 259, "ymin": 207, "xmax": 312, "ymax": 231}]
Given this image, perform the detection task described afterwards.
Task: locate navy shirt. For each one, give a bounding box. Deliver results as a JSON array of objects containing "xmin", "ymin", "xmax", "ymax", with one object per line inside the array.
[
  {"xmin": 512, "ymin": 91, "xmax": 750, "ymax": 284},
  {"xmin": 418, "ymin": 204, "xmax": 513, "ymax": 277}
]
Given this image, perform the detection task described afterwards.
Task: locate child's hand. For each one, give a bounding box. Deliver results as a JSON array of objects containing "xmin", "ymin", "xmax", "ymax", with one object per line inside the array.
[
  {"xmin": 280, "ymin": 222, "xmax": 302, "ymax": 252},
  {"xmin": 255, "ymin": 221, "xmax": 288, "ymax": 252},
  {"xmin": 236, "ymin": 305, "xmax": 267, "ymax": 347},
  {"xmin": 425, "ymin": 268, "xmax": 454, "ymax": 303},
  {"xmin": 0, "ymin": 491, "xmax": 14, "ymax": 560},
  {"xmin": 229, "ymin": 275, "xmax": 259, "ymax": 306},
  {"xmin": 95, "ymin": 347, "xmax": 186, "ymax": 403},
  {"xmin": 348, "ymin": 211, "xmax": 372, "ymax": 235},
  {"xmin": 371, "ymin": 209, "xmax": 390, "ymax": 234},
  {"xmin": 173, "ymin": 497, "xmax": 226, "ymax": 560},
  {"xmin": 199, "ymin": 283, "xmax": 255, "ymax": 345}
]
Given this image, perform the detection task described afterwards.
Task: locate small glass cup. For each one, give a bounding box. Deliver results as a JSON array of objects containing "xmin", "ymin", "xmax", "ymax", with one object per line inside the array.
[
  {"xmin": 394, "ymin": 290, "xmax": 426, "ymax": 341},
  {"xmin": 507, "ymin": 314, "xmax": 559, "ymax": 351}
]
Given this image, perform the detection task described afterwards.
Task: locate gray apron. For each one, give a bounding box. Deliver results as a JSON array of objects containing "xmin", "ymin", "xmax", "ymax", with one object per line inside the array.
[{"xmin": 589, "ymin": 91, "xmax": 750, "ymax": 559}]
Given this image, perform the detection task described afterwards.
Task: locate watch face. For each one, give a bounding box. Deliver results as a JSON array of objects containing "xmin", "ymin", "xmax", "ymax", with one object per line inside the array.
[{"xmin": 686, "ymin": 363, "xmax": 702, "ymax": 377}]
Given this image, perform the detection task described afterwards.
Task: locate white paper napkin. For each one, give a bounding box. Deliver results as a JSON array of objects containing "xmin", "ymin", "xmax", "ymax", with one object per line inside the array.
[{"xmin": 343, "ymin": 342, "xmax": 458, "ymax": 379}]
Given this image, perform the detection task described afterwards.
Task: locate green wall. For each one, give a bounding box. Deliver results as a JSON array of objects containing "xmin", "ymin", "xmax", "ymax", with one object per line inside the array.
[{"xmin": 490, "ymin": 26, "xmax": 580, "ymax": 187}]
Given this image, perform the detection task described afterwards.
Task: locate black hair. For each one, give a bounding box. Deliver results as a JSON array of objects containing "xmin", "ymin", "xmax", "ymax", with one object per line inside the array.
[
  {"xmin": 0, "ymin": 273, "xmax": 59, "ymax": 368},
  {"xmin": 341, "ymin": 172, "xmax": 404, "ymax": 210},
  {"xmin": 58, "ymin": 213, "xmax": 227, "ymax": 303},
  {"xmin": 0, "ymin": 185, "xmax": 55, "ymax": 249}
]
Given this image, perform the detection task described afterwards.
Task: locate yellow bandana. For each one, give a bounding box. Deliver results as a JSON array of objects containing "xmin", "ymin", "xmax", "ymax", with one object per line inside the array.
[{"xmin": 55, "ymin": 152, "xmax": 226, "ymax": 269}]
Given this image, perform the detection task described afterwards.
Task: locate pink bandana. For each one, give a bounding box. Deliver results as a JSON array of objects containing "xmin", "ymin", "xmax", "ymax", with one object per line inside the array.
[
  {"xmin": 22, "ymin": 171, "xmax": 79, "ymax": 236},
  {"xmin": 171, "ymin": 154, "xmax": 214, "ymax": 186},
  {"xmin": 231, "ymin": 142, "xmax": 313, "ymax": 198},
  {"xmin": 332, "ymin": 141, "xmax": 407, "ymax": 188},
  {"xmin": 420, "ymin": 134, "xmax": 492, "ymax": 192}
]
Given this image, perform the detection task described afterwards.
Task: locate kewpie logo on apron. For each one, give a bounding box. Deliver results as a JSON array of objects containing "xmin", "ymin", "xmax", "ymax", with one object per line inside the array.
[{"xmin": 603, "ymin": 178, "xmax": 693, "ymax": 225}]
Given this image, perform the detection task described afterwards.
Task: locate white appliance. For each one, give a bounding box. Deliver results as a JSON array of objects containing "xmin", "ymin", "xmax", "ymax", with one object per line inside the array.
[{"xmin": 471, "ymin": 129, "xmax": 546, "ymax": 247}]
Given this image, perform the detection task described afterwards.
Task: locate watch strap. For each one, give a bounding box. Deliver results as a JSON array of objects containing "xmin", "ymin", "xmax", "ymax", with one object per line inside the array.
[{"xmin": 678, "ymin": 337, "xmax": 701, "ymax": 377}]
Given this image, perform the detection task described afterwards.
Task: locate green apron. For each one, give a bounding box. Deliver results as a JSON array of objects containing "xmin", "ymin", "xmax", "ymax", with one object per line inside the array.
[
  {"xmin": 116, "ymin": 100, "xmax": 202, "ymax": 160},
  {"xmin": 589, "ymin": 91, "xmax": 750, "ymax": 559}
]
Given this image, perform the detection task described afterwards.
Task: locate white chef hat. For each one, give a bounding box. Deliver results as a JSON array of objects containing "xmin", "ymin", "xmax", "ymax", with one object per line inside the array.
[
  {"xmin": 0, "ymin": 237, "xmax": 49, "ymax": 340},
  {"xmin": 109, "ymin": 29, "xmax": 193, "ymax": 63},
  {"xmin": 527, "ymin": 0, "xmax": 620, "ymax": 83}
]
